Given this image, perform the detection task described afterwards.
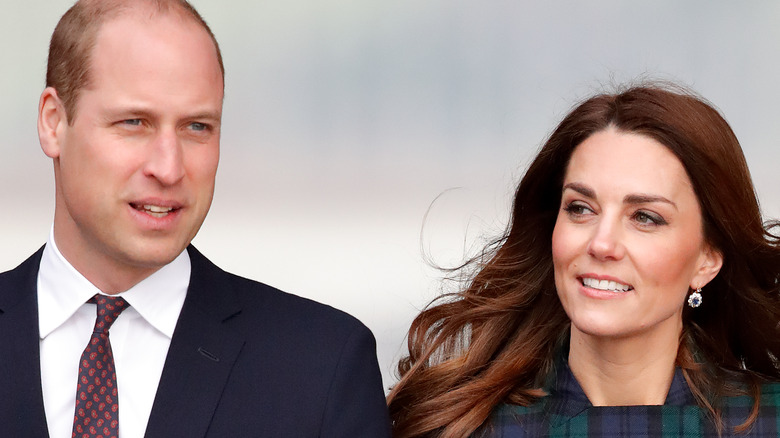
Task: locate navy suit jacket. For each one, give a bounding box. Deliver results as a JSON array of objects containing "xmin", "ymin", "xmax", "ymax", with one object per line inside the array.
[{"xmin": 0, "ymin": 246, "xmax": 392, "ymax": 437}]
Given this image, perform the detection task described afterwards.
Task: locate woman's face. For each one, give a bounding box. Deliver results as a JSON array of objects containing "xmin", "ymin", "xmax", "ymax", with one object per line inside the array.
[{"xmin": 552, "ymin": 128, "xmax": 722, "ymax": 341}]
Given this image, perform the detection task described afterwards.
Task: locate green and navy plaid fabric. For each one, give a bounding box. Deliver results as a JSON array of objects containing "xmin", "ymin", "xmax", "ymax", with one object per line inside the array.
[{"xmin": 478, "ymin": 362, "xmax": 780, "ymax": 437}]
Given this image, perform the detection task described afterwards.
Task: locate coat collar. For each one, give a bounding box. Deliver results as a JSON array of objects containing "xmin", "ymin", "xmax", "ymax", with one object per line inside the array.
[
  {"xmin": 545, "ymin": 357, "xmax": 696, "ymax": 427},
  {"xmin": 144, "ymin": 245, "xmax": 246, "ymax": 438}
]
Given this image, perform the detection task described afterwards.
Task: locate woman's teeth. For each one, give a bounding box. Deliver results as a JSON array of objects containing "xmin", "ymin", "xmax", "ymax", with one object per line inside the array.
[{"xmin": 582, "ymin": 277, "xmax": 632, "ymax": 292}]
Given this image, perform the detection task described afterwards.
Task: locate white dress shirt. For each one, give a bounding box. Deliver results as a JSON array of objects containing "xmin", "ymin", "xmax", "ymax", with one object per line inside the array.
[{"xmin": 38, "ymin": 229, "xmax": 189, "ymax": 438}]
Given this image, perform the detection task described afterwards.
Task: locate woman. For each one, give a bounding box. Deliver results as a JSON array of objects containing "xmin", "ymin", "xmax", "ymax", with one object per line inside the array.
[{"xmin": 388, "ymin": 84, "xmax": 780, "ymax": 437}]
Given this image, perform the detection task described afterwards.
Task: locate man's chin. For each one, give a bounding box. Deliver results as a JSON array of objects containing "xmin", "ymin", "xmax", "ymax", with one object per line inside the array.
[{"xmin": 117, "ymin": 241, "xmax": 190, "ymax": 271}]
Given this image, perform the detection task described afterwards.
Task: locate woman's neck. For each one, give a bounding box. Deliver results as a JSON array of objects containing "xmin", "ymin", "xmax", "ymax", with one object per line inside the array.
[{"xmin": 567, "ymin": 323, "xmax": 680, "ymax": 406}]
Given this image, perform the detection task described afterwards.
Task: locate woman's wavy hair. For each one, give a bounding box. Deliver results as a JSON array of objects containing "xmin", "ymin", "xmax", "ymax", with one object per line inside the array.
[{"xmin": 387, "ymin": 84, "xmax": 780, "ymax": 438}]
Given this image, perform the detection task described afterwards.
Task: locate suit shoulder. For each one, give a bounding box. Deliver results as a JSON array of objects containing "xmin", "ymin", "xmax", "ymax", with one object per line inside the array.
[
  {"xmin": 186, "ymin": 246, "xmax": 372, "ymax": 341},
  {"xmin": 216, "ymin": 271, "xmax": 381, "ymax": 384},
  {"xmin": 0, "ymin": 248, "xmax": 43, "ymax": 282},
  {"xmin": 0, "ymin": 248, "xmax": 43, "ymax": 309},
  {"xmin": 225, "ymin": 271, "xmax": 367, "ymax": 332}
]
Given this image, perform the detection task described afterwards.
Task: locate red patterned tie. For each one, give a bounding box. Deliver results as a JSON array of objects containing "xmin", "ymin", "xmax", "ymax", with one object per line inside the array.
[{"xmin": 72, "ymin": 295, "xmax": 129, "ymax": 438}]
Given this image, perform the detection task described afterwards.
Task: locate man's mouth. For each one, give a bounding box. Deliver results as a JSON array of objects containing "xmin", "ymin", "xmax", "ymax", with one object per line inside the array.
[
  {"xmin": 581, "ymin": 277, "xmax": 633, "ymax": 293},
  {"xmin": 131, "ymin": 203, "xmax": 177, "ymax": 218}
]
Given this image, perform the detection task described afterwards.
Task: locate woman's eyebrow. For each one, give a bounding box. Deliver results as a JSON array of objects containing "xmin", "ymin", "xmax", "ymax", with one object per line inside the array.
[
  {"xmin": 564, "ymin": 183, "xmax": 679, "ymax": 211},
  {"xmin": 624, "ymin": 194, "xmax": 678, "ymax": 211},
  {"xmin": 562, "ymin": 182, "xmax": 594, "ymax": 198}
]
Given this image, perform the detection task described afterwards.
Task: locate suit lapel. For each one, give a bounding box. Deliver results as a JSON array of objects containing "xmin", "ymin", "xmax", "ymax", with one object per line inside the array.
[
  {"xmin": 0, "ymin": 248, "xmax": 50, "ymax": 437},
  {"xmin": 144, "ymin": 246, "xmax": 245, "ymax": 438}
]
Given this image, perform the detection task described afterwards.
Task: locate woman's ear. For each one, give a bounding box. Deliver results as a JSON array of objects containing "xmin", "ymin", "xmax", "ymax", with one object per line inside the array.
[
  {"xmin": 692, "ymin": 244, "xmax": 723, "ymax": 289},
  {"xmin": 38, "ymin": 87, "xmax": 67, "ymax": 159}
]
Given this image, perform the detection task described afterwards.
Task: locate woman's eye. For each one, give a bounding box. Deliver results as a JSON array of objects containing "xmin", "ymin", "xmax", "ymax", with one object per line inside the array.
[
  {"xmin": 563, "ymin": 202, "xmax": 592, "ymax": 216},
  {"xmin": 634, "ymin": 211, "xmax": 667, "ymax": 226}
]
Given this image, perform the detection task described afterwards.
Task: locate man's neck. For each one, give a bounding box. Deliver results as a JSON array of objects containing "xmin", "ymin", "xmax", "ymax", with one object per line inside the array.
[{"xmin": 50, "ymin": 230, "xmax": 162, "ymax": 294}]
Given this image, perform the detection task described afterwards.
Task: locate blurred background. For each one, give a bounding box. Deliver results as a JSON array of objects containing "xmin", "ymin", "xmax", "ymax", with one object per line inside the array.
[{"xmin": 2, "ymin": 0, "xmax": 779, "ymax": 390}]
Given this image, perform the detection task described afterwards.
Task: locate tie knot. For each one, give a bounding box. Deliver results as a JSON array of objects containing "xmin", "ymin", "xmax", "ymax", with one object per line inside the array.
[{"xmin": 89, "ymin": 294, "xmax": 130, "ymax": 333}]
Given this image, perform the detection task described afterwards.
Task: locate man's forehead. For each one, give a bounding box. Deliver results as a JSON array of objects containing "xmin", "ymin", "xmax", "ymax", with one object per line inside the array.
[
  {"xmin": 52, "ymin": 0, "xmax": 224, "ymax": 120},
  {"xmin": 82, "ymin": 7, "xmax": 224, "ymax": 105},
  {"xmin": 93, "ymin": 4, "xmax": 208, "ymax": 43},
  {"xmin": 90, "ymin": 8, "xmax": 222, "ymax": 79}
]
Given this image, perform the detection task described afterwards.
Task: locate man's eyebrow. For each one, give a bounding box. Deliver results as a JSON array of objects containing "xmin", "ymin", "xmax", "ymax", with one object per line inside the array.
[
  {"xmin": 104, "ymin": 107, "xmax": 153, "ymax": 117},
  {"xmin": 104, "ymin": 108, "xmax": 222, "ymax": 122},
  {"xmin": 188, "ymin": 111, "xmax": 222, "ymax": 122}
]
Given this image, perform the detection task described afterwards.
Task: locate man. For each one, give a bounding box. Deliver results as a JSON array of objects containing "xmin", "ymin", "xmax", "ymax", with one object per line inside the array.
[{"xmin": 0, "ymin": 0, "xmax": 391, "ymax": 437}]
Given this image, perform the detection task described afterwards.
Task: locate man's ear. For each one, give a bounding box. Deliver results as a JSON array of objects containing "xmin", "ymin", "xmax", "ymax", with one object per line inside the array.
[
  {"xmin": 38, "ymin": 87, "xmax": 68, "ymax": 159},
  {"xmin": 692, "ymin": 244, "xmax": 724, "ymax": 290}
]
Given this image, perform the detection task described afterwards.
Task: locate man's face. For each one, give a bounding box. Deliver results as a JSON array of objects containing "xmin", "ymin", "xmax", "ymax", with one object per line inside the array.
[{"xmin": 40, "ymin": 12, "xmax": 223, "ymax": 291}]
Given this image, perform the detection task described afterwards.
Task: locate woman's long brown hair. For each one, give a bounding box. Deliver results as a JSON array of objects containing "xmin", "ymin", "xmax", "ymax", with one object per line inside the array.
[{"xmin": 387, "ymin": 84, "xmax": 780, "ymax": 438}]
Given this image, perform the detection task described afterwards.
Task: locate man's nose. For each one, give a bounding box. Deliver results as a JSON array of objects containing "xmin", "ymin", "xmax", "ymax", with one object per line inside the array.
[{"xmin": 143, "ymin": 128, "xmax": 185, "ymax": 186}]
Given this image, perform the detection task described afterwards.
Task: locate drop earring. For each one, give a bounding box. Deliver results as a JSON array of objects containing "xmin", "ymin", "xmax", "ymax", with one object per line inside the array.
[{"xmin": 688, "ymin": 288, "xmax": 703, "ymax": 308}]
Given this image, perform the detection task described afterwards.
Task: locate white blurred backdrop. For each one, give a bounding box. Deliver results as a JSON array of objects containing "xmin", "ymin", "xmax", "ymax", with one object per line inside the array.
[{"xmin": 2, "ymin": 0, "xmax": 779, "ymax": 390}]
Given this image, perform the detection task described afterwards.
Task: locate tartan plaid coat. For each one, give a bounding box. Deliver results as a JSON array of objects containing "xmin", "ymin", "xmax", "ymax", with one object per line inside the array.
[{"xmin": 477, "ymin": 361, "xmax": 780, "ymax": 437}]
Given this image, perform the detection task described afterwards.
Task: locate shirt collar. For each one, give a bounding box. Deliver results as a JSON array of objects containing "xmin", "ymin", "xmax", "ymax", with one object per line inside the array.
[
  {"xmin": 38, "ymin": 228, "xmax": 190, "ymax": 339},
  {"xmin": 545, "ymin": 356, "xmax": 696, "ymax": 426}
]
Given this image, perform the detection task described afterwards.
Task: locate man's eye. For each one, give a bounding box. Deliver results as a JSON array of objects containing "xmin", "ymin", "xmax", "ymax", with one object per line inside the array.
[
  {"xmin": 189, "ymin": 122, "xmax": 208, "ymax": 131},
  {"xmin": 122, "ymin": 119, "xmax": 142, "ymax": 126}
]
